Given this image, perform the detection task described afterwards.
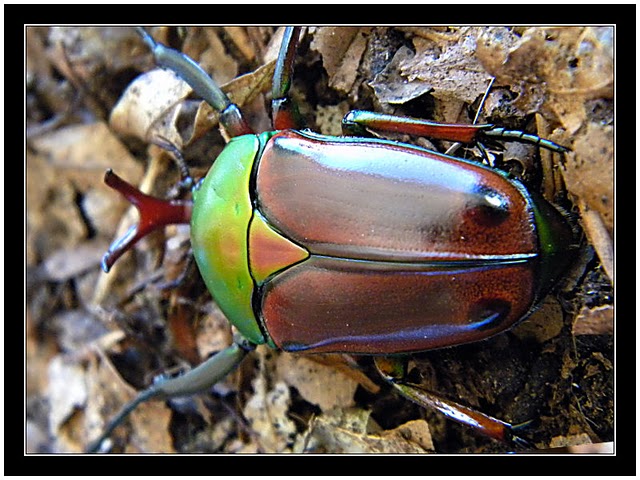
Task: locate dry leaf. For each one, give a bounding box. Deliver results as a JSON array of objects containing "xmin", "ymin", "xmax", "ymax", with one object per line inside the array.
[
  {"xmin": 563, "ymin": 123, "xmax": 614, "ymax": 233},
  {"xmin": 276, "ymin": 354, "xmax": 359, "ymax": 411},
  {"xmin": 573, "ymin": 305, "xmax": 614, "ymax": 335},
  {"xmin": 190, "ymin": 59, "xmax": 275, "ymax": 143},
  {"xmin": 477, "ymin": 27, "xmax": 613, "ymax": 133},
  {"xmin": 243, "ymin": 377, "xmax": 296, "ymax": 453},
  {"xmin": 371, "ymin": 27, "xmax": 493, "ymax": 124},
  {"xmin": 47, "ymin": 355, "xmax": 89, "ymax": 446},
  {"xmin": 42, "ymin": 241, "xmax": 109, "ymax": 282},
  {"xmin": 109, "ymin": 68, "xmax": 193, "ymax": 146},
  {"xmin": 312, "ymin": 27, "xmax": 371, "ymax": 94},
  {"xmin": 29, "ymin": 121, "xmax": 143, "ymax": 191},
  {"xmin": 300, "ymin": 408, "xmax": 433, "ymax": 453},
  {"xmin": 83, "ymin": 352, "xmax": 174, "ymax": 453},
  {"xmin": 183, "ymin": 28, "xmax": 238, "ymax": 86}
]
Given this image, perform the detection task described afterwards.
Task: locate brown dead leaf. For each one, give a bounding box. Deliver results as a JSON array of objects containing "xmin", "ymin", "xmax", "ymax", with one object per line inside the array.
[
  {"xmin": 26, "ymin": 151, "xmax": 87, "ymax": 260},
  {"xmin": 276, "ymin": 354, "xmax": 359, "ymax": 412},
  {"xmin": 312, "ymin": 27, "xmax": 372, "ymax": 94},
  {"xmin": 513, "ymin": 297, "xmax": 564, "ymax": 343},
  {"xmin": 573, "ymin": 305, "xmax": 614, "ymax": 335},
  {"xmin": 242, "ymin": 375, "xmax": 296, "ymax": 453},
  {"xmin": 109, "ymin": 69, "xmax": 193, "ymax": 147},
  {"xmin": 371, "ymin": 27, "xmax": 493, "ymax": 123},
  {"xmin": 401, "ymin": 28, "xmax": 493, "ymax": 105},
  {"xmin": 477, "ymin": 27, "xmax": 613, "ymax": 133},
  {"xmin": 300, "ymin": 408, "xmax": 433, "ymax": 453},
  {"xmin": 28, "ymin": 121, "xmax": 143, "ymax": 268},
  {"xmin": 191, "ymin": 59, "xmax": 276, "ymax": 143},
  {"xmin": 370, "ymin": 45, "xmax": 430, "ymax": 105},
  {"xmin": 29, "ymin": 121, "xmax": 143, "ymax": 192},
  {"xmin": 563, "ymin": 123, "xmax": 614, "ymax": 234},
  {"xmin": 125, "ymin": 401, "xmax": 175, "ymax": 453},
  {"xmin": 49, "ymin": 310, "xmax": 111, "ymax": 353},
  {"xmin": 223, "ymin": 27, "xmax": 257, "ymax": 63},
  {"xmin": 83, "ymin": 352, "xmax": 174, "ymax": 453},
  {"xmin": 578, "ymin": 201, "xmax": 614, "ymax": 282},
  {"xmin": 42, "ymin": 241, "xmax": 109, "ymax": 282},
  {"xmin": 48, "ymin": 27, "xmax": 145, "ymax": 80},
  {"xmin": 111, "ymin": 60, "xmax": 275, "ymax": 147}
]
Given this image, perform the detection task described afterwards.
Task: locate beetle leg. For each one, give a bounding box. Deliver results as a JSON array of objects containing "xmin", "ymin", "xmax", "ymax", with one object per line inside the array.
[
  {"xmin": 342, "ymin": 110, "xmax": 568, "ymax": 153},
  {"xmin": 342, "ymin": 110, "xmax": 492, "ymax": 142},
  {"xmin": 271, "ymin": 27, "xmax": 304, "ymax": 130},
  {"xmin": 374, "ymin": 357, "xmax": 534, "ymax": 449},
  {"xmin": 136, "ymin": 27, "xmax": 253, "ymax": 137},
  {"xmin": 482, "ymin": 127, "xmax": 569, "ymax": 153},
  {"xmin": 86, "ymin": 333, "xmax": 255, "ymax": 453},
  {"xmin": 101, "ymin": 170, "xmax": 192, "ymax": 272}
]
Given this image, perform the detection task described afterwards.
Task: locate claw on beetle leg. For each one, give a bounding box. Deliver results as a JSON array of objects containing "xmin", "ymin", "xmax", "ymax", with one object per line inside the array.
[
  {"xmin": 374, "ymin": 356, "xmax": 535, "ymax": 450},
  {"xmin": 101, "ymin": 170, "xmax": 193, "ymax": 272}
]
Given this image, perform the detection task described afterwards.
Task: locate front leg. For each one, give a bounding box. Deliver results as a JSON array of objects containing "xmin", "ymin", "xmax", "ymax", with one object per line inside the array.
[{"xmin": 87, "ymin": 334, "xmax": 255, "ymax": 453}]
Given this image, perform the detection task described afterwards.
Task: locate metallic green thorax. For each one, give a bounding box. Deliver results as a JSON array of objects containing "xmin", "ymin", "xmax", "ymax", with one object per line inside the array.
[{"xmin": 191, "ymin": 132, "xmax": 274, "ymax": 345}]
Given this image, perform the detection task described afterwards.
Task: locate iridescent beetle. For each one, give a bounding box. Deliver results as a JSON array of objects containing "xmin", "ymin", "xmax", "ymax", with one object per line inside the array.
[{"xmin": 88, "ymin": 27, "xmax": 576, "ymax": 452}]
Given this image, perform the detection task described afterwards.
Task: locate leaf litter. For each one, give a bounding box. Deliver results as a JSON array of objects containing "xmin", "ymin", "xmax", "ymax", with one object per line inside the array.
[{"xmin": 26, "ymin": 26, "xmax": 613, "ymax": 454}]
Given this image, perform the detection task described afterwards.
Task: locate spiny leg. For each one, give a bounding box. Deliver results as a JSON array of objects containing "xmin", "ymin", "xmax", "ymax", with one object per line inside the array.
[
  {"xmin": 271, "ymin": 26, "xmax": 304, "ymax": 130},
  {"xmin": 136, "ymin": 27, "xmax": 253, "ymax": 137},
  {"xmin": 374, "ymin": 356, "xmax": 534, "ymax": 449},
  {"xmin": 87, "ymin": 334, "xmax": 255, "ymax": 453},
  {"xmin": 342, "ymin": 110, "xmax": 568, "ymax": 154}
]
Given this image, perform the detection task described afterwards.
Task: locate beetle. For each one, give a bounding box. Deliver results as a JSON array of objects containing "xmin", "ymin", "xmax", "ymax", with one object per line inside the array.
[{"xmin": 87, "ymin": 26, "xmax": 577, "ymax": 453}]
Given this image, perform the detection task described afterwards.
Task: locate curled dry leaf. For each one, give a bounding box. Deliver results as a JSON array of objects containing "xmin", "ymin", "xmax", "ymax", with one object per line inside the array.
[
  {"xmin": 477, "ymin": 26, "xmax": 613, "ymax": 133},
  {"xmin": 110, "ymin": 60, "xmax": 276, "ymax": 147},
  {"xmin": 109, "ymin": 69, "xmax": 193, "ymax": 147}
]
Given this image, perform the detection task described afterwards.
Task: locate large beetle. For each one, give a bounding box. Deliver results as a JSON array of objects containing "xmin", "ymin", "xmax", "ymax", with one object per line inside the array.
[{"xmin": 89, "ymin": 26, "xmax": 577, "ymax": 452}]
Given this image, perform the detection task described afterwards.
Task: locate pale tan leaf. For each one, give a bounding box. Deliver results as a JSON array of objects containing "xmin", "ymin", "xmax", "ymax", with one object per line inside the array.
[{"xmin": 276, "ymin": 354, "xmax": 359, "ymax": 412}]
